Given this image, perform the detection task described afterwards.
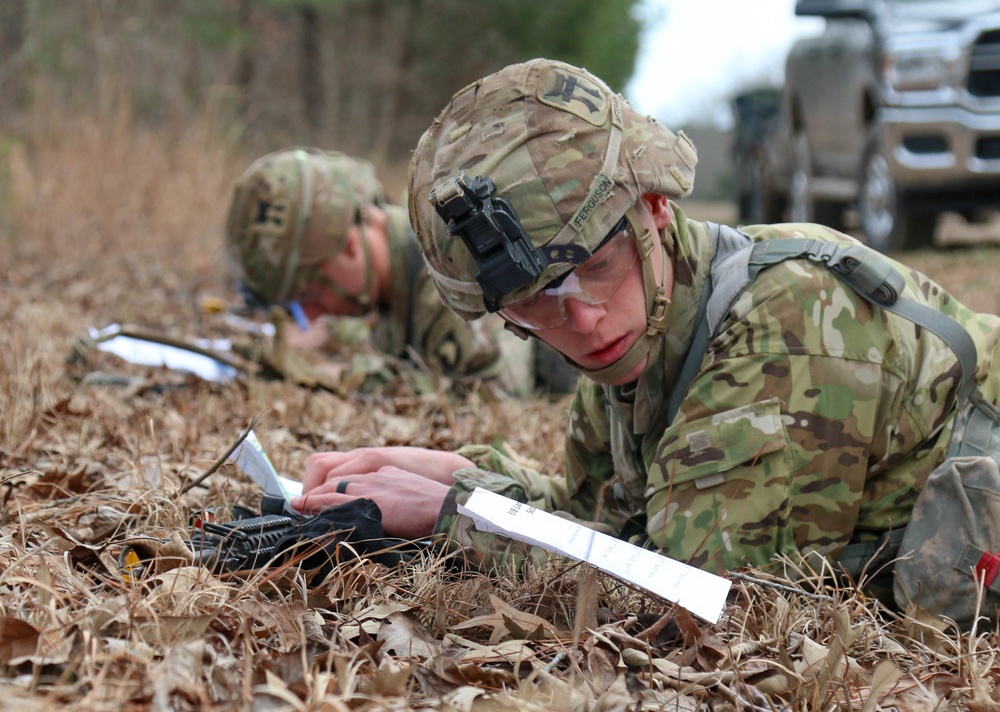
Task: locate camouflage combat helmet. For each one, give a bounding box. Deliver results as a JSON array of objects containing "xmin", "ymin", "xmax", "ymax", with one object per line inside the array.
[
  {"xmin": 225, "ymin": 147, "xmax": 386, "ymax": 307},
  {"xmin": 408, "ymin": 58, "xmax": 697, "ymax": 384}
]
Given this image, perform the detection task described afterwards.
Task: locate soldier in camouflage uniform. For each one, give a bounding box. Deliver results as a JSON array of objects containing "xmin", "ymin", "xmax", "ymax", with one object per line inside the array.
[
  {"xmin": 225, "ymin": 147, "xmax": 509, "ymax": 384},
  {"xmin": 226, "ymin": 146, "xmax": 576, "ymax": 393},
  {"xmin": 291, "ymin": 60, "xmax": 1000, "ymax": 588}
]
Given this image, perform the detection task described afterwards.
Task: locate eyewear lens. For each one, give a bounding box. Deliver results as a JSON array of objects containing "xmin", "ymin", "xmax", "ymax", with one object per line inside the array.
[{"xmin": 499, "ymin": 218, "xmax": 638, "ymax": 330}]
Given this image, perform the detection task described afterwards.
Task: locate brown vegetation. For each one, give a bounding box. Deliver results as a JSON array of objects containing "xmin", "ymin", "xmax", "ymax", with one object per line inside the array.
[{"xmin": 3, "ymin": 88, "xmax": 1000, "ymax": 710}]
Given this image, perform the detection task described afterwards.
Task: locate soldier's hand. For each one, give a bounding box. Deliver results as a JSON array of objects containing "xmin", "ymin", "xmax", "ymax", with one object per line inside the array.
[
  {"xmin": 291, "ymin": 465, "xmax": 450, "ymax": 539},
  {"xmin": 285, "ymin": 321, "xmax": 330, "ymax": 351},
  {"xmin": 301, "ymin": 447, "xmax": 475, "ymax": 491}
]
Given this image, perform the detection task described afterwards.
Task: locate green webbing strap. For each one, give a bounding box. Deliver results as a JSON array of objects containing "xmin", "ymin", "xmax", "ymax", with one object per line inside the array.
[
  {"xmin": 836, "ymin": 528, "xmax": 908, "ymax": 582},
  {"xmin": 668, "ymin": 233, "xmax": 980, "ymax": 428},
  {"xmin": 666, "ymin": 223, "xmax": 747, "ymax": 424},
  {"xmin": 666, "ymin": 265, "xmax": 715, "ymax": 424},
  {"xmin": 953, "ymin": 388, "xmax": 1000, "ymax": 459},
  {"xmin": 954, "ymin": 543, "xmax": 1000, "ymax": 593}
]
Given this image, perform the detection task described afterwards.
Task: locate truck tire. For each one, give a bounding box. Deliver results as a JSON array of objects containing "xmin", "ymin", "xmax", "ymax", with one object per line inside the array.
[
  {"xmin": 790, "ymin": 131, "xmax": 844, "ymax": 229},
  {"xmin": 857, "ymin": 126, "xmax": 936, "ymax": 253},
  {"xmin": 742, "ymin": 155, "xmax": 786, "ymax": 224}
]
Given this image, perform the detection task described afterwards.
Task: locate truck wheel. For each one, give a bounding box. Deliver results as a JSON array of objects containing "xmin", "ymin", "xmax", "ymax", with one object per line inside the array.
[
  {"xmin": 790, "ymin": 132, "xmax": 844, "ymax": 229},
  {"xmin": 745, "ymin": 157, "xmax": 785, "ymax": 224},
  {"xmin": 858, "ymin": 126, "xmax": 936, "ymax": 252},
  {"xmin": 738, "ymin": 158, "xmax": 768, "ymax": 223}
]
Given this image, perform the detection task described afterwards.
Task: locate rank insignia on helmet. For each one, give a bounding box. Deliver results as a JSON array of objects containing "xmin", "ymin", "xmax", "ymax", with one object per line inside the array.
[{"xmin": 537, "ymin": 68, "xmax": 608, "ymax": 126}]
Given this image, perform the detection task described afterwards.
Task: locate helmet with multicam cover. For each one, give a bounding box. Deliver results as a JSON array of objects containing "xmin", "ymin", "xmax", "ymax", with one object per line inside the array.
[
  {"xmin": 225, "ymin": 147, "xmax": 386, "ymax": 307},
  {"xmin": 408, "ymin": 58, "xmax": 697, "ymax": 384}
]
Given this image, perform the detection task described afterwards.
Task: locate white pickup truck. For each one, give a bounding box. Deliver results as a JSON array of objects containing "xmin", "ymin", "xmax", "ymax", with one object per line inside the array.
[{"xmin": 782, "ymin": 0, "xmax": 1000, "ymax": 251}]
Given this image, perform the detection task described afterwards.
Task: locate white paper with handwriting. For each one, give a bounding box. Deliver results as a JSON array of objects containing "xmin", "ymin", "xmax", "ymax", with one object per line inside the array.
[
  {"xmin": 228, "ymin": 430, "xmax": 303, "ymax": 513},
  {"xmin": 457, "ymin": 488, "xmax": 731, "ymax": 623}
]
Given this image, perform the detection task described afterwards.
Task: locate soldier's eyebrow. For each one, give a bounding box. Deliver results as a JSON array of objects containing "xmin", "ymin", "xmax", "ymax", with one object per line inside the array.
[{"xmin": 537, "ymin": 215, "xmax": 628, "ymax": 292}]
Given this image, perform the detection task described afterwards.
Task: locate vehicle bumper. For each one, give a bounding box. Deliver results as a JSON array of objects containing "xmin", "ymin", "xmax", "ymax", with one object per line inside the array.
[{"xmin": 882, "ymin": 106, "xmax": 1000, "ymax": 191}]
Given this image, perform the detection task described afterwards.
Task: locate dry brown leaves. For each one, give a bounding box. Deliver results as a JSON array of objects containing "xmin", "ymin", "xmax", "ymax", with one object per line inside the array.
[{"xmin": 3, "ymin": 96, "xmax": 1000, "ymax": 710}]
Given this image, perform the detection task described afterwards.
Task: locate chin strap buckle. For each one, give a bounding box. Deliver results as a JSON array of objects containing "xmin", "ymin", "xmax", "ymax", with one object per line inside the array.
[{"xmin": 647, "ymin": 292, "xmax": 671, "ymax": 335}]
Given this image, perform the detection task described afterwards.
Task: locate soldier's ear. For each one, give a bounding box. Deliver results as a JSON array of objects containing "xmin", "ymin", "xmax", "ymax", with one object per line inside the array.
[
  {"xmin": 362, "ymin": 204, "xmax": 389, "ymax": 238},
  {"xmin": 342, "ymin": 228, "xmax": 361, "ymax": 258},
  {"xmin": 642, "ymin": 193, "xmax": 672, "ymax": 230}
]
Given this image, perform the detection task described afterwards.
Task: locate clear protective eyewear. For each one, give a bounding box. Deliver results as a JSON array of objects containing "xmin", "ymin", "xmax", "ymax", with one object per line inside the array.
[{"xmin": 499, "ymin": 216, "xmax": 639, "ymax": 330}]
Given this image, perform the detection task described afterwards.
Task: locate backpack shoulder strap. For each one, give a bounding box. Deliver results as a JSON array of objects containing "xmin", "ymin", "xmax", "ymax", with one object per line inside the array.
[
  {"xmin": 665, "ymin": 222, "xmax": 752, "ymax": 422},
  {"xmin": 666, "ymin": 231, "xmax": 980, "ymax": 425}
]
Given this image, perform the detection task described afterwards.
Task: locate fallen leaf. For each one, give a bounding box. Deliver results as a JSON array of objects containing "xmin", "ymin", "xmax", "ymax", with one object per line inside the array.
[
  {"xmin": 591, "ymin": 674, "xmax": 633, "ymax": 712},
  {"xmin": 968, "ymin": 678, "xmax": 1000, "ymax": 712},
  {"xmin": 360, "ymin": 663, "xmax": 414, "ymax": 697},
  {"xmin": 585, "ymin": 646, "xmax": 620, "ymax": 696},
  {"xmin": 451, "ymin": 594, "xmax": 563, "ymax": 644},
  {"xmin": 861, "ymin": 659, "xmax": 904, "ymax": 712},
  {"xmin": 0, "ymin": 616, "xmax": 40, "ymax": 664},
  {"xmin": 133, "ymin": 613, "xmax": 217, "ymax": 645},
  {"xmin": 441, "ymin": 685, "xmax": 486, "ymax": 712},
  {"xmin": 378, "ymin": 611, "xmax": 439, "ymax": 660}
]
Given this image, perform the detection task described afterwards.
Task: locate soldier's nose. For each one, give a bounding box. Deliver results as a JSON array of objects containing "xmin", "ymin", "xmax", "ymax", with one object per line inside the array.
[{"xmin": 563, "ymin": 297, "xmax": 604, "ymax": 335}]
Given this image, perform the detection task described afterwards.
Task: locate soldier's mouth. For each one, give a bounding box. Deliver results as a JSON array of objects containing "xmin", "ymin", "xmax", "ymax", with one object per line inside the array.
[{"xmin": 586, "ymin": 335, "xmax": 629, "ymax": 366}]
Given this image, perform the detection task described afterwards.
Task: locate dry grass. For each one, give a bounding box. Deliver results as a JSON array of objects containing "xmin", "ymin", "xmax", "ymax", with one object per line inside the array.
[{"xmin": 3, "ymin": 99, "xmax": 1000, "ymax": 711}]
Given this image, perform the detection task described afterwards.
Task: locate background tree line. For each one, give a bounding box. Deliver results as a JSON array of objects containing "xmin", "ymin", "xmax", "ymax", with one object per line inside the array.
[{"xmin": 0, "ymin": 0, "xmax": 644, "ymax": 191}]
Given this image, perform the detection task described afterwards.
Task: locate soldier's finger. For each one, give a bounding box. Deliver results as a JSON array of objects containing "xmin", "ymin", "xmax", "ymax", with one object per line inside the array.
[
  {"xmin": 303, "ymin": 451, "xmax": 357, "ymax": 491},
  {"xmin": 290, "ymin": 490, "xmax": 349, "ymax": 513}
]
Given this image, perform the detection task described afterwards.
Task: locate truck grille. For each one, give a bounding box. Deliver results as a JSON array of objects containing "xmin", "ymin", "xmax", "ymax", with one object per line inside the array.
[
  {"xmin": 977, "ymin": 136, "xmax": 1000, "ymax": 160},
  {"xmin": 969, "ymin": 29, "xmax": 1000, "ymax": 97}
]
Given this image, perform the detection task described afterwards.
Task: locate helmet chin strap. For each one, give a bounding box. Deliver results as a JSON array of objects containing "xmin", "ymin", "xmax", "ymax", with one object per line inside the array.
[
  {"xmin": 314, "ymin": 218, "xmax": 374, "ymax": 313},
  {"xmin": 567, "ymin": 209, "xmax": 672, "ymax": 386}
]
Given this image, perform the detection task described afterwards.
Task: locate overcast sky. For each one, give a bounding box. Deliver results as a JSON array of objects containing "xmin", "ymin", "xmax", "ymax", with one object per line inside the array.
[{"xmin": 625, "ymin": 0, "xmax": 825, "ymax": 128}]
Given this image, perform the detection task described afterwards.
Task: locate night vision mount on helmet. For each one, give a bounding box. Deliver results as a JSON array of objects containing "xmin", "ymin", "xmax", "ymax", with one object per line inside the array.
[{"xmin": 430, "ymin": 173, "xmax": 593, "ymax": 313}]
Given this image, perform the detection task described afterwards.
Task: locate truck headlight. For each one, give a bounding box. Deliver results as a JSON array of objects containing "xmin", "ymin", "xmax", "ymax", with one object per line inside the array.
[{"xmin": 884, "ymin": 46, "xmax": 962, "ymax": 92}]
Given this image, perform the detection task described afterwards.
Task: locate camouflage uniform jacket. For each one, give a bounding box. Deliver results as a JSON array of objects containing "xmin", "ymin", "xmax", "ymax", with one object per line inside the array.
[
  {"xmin": 369, "ymin": 205, "xmax": 503, "ymax": 380},
  {"xmin": 436, "ymin": 206, "xmax": 1000, "ymax": 575}
]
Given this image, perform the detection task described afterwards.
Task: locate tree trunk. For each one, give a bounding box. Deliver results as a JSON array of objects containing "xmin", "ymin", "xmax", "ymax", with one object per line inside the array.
[
  {"xmin": 371, "ymin": 0, "xmax": 420, "ymax": 162},
  {"xmin": 300, "ymin": 5, "xmax": 324, "ymax": 141},
  {"xmin": 233, "ymin": 0, "xmax": 255, "ymax": 119},
  {"xmin": 0, "ymin": 0, "xmax": 28, "ymax": 115}
]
